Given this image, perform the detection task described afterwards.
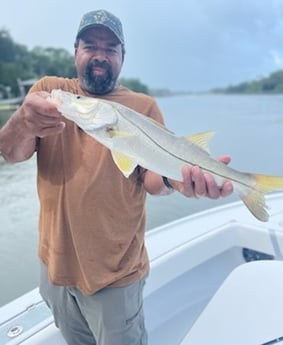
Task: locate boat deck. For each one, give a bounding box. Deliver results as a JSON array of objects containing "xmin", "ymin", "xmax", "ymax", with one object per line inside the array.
[{"xmin": 1, "ymin": 192, "xmax": 283, "ymax": 344}]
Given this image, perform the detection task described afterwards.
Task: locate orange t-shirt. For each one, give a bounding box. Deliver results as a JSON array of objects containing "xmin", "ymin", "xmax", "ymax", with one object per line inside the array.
[{"xmin": 30, "ymin": 76, "xmax": 164, "ymax": 295}]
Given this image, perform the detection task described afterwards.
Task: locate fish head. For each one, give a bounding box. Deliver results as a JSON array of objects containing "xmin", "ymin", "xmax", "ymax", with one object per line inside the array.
[{"xmin": 49, "ymin": 89, "xmax": 118, "ymax": 130}]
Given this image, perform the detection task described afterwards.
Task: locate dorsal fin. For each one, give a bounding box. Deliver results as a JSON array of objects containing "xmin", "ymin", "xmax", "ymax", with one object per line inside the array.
[{"xmin": 186, "ymin": 131, "xmax": 215, "ymax": 153}]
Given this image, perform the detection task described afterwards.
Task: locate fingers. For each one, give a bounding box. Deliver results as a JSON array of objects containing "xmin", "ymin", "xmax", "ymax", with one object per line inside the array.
[
  {"xmin": 203, "ymin": 172, "xmax": 221, "ymax": 199},
  {"xmin": 180, "ymin": 165, "xmax": 233, "ymax": 199},
  {"xmin": 220, "ymin": 180, "xmax": 233, "ymax": 197},
  {"xmin": 24, "ymin": 92, "xmax": 63, "ymax": 119},
  {"xmin": 179, "ymin": 166, "xmax": 197, "ymax": 197},
  {"xmin": 19, "ymin": 92, "xmax": 66, "ymax": 138},
  {"xmin": 203, "ymin": 172, "xmax": 233, "ymax": 199},
  {"xmin": 181, "ymin": 165, "xmax": 207, "ymax": 198},
  {"xmin": 217, "ymin": 155, "xmax": 231, "ymax": 165},
  {"xmin": 36, "ymin": 122, "xmax": 66, "ymax": 138},
  {"xmin": 190, "ymin": 166, "xmax": 206, "ymax": 198}
]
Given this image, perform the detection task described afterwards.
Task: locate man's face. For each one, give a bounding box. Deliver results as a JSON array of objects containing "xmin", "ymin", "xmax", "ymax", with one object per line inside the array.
[{"xmin": 75, "ymin": 26, "xmax": 124, "ymax": 95}]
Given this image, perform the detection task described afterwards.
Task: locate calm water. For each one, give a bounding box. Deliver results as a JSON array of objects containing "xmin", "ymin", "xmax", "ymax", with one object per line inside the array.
[{"xmin": 1, "ymin": 94, "xmax": 283, "ymax": 306}]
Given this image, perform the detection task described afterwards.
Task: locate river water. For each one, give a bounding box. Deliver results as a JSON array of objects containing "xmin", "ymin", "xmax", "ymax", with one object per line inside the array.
[{"xmin": 0, "ymin": 94, "xmax": 283, "ymax": 306}]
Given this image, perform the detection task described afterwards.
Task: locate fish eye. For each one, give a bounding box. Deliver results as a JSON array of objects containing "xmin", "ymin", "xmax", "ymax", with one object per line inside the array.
[{"xmin": 76, "ymin": 95, "xmax": 81, "ymax": 99}]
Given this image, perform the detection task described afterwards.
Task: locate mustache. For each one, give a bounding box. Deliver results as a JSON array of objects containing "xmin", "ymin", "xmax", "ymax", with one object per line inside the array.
[
  {"xmin": 89, "ymin": 60, "xmax": 111, "ymax": 71},
  {"xmin": 84, "ymin": 59, "xmax": 114, "ymax": 94}
]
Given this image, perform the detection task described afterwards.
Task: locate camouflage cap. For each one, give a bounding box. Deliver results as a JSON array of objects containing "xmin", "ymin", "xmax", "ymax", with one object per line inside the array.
[{"xmin": 76, "ymin": 10, "xmax": 124, "ymax": 45}]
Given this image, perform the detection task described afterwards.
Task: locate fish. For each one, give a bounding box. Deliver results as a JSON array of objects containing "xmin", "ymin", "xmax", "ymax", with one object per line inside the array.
[{"xmin": 49, "ymin": 89, "xmax": 283, "ymax": 222}]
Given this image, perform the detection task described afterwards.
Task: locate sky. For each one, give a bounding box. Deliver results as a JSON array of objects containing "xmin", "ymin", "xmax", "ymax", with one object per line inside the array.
[{"xmin": 1, "ymin": 0, "xmax": 283, "ymax": 92}]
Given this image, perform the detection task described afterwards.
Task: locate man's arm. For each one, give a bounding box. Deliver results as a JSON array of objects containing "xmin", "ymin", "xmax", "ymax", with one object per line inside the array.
[{"xmin": 0, "ymin": 91, "xmax": 65, "ymax": 163}]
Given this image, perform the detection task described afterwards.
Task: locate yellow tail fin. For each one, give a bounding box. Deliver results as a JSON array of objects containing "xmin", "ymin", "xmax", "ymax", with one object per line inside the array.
[
  {"xmin": 241, "ymin": 174, "xmax": 283, "ymax": 222},
  {"xmin": 255, "ymin": 174, "xmax": 283, "ymax": 193}
]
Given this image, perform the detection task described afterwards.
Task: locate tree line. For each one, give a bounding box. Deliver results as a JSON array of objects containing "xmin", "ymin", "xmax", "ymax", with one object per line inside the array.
[
  {"xmin": 0, "ymin": 29, "xmax": 151, "ymax": 98},
  {"xmin": 212, "ymin": 70, "xmax": 283, "ymax": 94},
  {"xmin": 5, "ymin": 27, "xmax": 282, "ymax": 97}
]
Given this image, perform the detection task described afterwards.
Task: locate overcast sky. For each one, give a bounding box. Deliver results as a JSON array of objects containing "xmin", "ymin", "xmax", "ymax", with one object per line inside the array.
[{"xmin": 1, "ymin": 0, "xmax": 283, "ymax": 92}]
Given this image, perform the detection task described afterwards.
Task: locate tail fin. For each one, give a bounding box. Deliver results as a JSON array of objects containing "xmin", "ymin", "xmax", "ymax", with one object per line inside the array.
[
  {"xmin": 255, "ymin": 174, "xmax": 283, "ymax": 193},
  {"xmin": 241, "ymin": 174, "xmax": 283, "ymax": 222}
]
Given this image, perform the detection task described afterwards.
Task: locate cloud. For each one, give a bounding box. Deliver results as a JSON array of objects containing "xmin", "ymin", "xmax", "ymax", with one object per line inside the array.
[
  {"xmin": 1, "ymin": 0, "xmax": 283, "ymax": 91},
  {"xmin": 122, "ymin": 0, "xmax": 283, "ymax": 90},
  {"xmin": 270, "ymin": 50, "xmax": 283, "ymax": 68}
]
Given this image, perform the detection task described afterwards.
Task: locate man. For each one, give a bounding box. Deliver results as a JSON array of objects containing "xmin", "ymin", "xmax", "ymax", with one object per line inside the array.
[{"xmin": 0, "ymin": 9, "xmax": 233, "ymax": 345}]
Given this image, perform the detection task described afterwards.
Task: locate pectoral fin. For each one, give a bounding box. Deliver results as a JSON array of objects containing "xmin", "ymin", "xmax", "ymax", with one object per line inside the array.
[{"xmin": 111, "ymin": 150, "xmax": 137, "ymax": 177}]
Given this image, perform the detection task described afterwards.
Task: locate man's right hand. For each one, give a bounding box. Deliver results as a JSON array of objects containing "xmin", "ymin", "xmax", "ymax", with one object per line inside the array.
[
  {"xmin": 18, "ymin": 91, "xmax": 65, "ymax": 139},
  {"xmin": 0, "ymin": 91, "xmax": 65, "ymax": 163}
]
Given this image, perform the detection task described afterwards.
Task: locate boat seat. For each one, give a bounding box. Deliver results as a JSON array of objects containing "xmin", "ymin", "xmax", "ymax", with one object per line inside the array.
[{"xmin": 181, "ymin": 260, "xmax": 283, "ymax": 345}]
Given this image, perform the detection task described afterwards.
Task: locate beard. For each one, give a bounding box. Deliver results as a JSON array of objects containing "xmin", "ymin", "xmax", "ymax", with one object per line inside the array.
[{"xmin": 82, "ymin": 60, "xmax": 117, "ymax": 95}]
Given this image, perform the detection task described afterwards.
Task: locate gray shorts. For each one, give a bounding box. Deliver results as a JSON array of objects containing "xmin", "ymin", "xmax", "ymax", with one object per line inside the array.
[{"xmin": 39, "ymin": 262, "xmax": 148, "ymax": 345}]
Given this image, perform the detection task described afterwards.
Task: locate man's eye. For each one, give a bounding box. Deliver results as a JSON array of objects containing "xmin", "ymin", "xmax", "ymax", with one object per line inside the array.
[
  {"xmin": 84, "ymin": 45, "xmax": 96, "ymax": 51},
  {"xmin": 83, "ymin": 45, "xmax": 118, "ymax": 55},
  {"xmin": 107, "ymin": 48, "xmax": 117, "ymax": 54}
]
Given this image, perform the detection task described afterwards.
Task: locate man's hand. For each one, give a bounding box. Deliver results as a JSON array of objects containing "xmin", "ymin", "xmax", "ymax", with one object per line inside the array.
[
  {"xmin": 18, "ymin": 91, "xmax": 65, "ymax": 139},
  {"xmin": 0, "ymin": 91, "xmax": 65, "ymax": 162},
  {"xmin": 169, "ymin": 156, "xmax": 233, "ymax": 199}
]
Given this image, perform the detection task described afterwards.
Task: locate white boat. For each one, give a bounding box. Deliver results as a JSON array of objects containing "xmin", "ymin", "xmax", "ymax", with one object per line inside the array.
[{"xmin": 1, "ymin": 192, "xmax": 283, "ymax": 345}]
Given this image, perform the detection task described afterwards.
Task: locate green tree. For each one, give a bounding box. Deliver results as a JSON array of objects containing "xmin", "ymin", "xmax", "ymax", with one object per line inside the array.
[
  {"xmin": 216, "ymin": 69, "xmax": 283, "ymax": 94},
  {"xmin": 0, "ymin": 29, "xmax": 16, "ymax": 62},
  {"xmin": 0, "ymin": 29, "xmax": 34, "ymax": 94},
  {"xmin": 0, "ymin": 29, "xmax": 153, "ymax": 98},
  {"xmin": 30, "ymin": 47, "xmax": 76, "ymax": 78},
  {"xmin": 119, "ymin": 77, "xmax": 149, "ymax": 94},
  {"xmin": 0, "ymin": 29, "xmax": 77, "ymax": 96}
]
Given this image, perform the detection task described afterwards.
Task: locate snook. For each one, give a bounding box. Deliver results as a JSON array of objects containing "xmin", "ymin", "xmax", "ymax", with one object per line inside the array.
[{"xmin": 49, "ymin": 89, "xmax": 283, "ymax": 222}]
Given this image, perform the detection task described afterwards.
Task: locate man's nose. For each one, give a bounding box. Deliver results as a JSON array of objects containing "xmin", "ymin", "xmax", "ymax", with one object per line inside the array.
[{"xmin": 93, "ymin": 48, "xmax": 108, "ymax": 61}]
